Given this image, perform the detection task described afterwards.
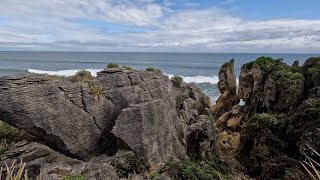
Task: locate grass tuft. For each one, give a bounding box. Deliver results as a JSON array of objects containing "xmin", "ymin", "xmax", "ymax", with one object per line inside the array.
[
  {"xmin": 88, "ymin": 83, "xmax": 107, "ymax": 99},
  {"xmin": 0, "ymin": 160, "xmax": 43, "ymax": 180}
]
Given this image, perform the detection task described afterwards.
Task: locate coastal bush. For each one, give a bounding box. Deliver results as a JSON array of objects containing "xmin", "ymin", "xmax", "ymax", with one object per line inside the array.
[
  {"xmin": 161, "ymin": 156, "xmax": 232, "ymax": 180},
  {"xmin": 171, "ymin": 75, "xmax": 183, "ymax": 87},
  {"xmin": 175, "ymin": 95, "xmax": 185, "ymax": 110},
  {"xmin": 70, "ymin": 69, "xmax": 93, "ymax": 82},
  {"xmin": 88, "ymin": 83, "xmax": 107, "ymax": 99},
  {"xmin": 146, "ymin": 67, "xmax": 159, "ymax": 72},
  {"xmin": 107, "ymin": 63, "xmax": 119, "ymax": 68},
  {"xmin": 244, "ymin": 113, "xmax": 280, "ymax": 137}
]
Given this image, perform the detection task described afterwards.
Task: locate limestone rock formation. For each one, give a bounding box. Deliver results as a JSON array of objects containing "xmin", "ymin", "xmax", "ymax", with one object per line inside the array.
[
  {"xmin": 211, "ymin": 59, "xmax": 239, "ymax": 118},
  {"xmin": 0, "ymin": 67, "xmax": 213, "ymax": 179},
  {"xmin": 214, "ymin": 56, "xmax": 320, "ymax": 179}
]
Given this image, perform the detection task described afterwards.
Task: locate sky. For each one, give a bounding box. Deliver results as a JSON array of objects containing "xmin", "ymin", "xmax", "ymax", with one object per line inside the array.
[{"xmin": 0, "ymin": 0, "xmax": 320, "ymax": 53}]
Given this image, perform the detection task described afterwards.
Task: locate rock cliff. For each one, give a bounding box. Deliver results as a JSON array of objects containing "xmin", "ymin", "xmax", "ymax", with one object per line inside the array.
[
  {"xmin": 0, "ymin": 67, "xmax": 213, "ymax": 179},
  {"xmin": 214, "ymin": 56, "xmax": 320, "ymax": 179}
]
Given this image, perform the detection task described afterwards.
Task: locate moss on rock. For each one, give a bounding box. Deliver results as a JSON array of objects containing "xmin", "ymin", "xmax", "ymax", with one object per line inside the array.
[{"xmin": 0, "ymin": 122, "xmax": 33, "ymax": 155}]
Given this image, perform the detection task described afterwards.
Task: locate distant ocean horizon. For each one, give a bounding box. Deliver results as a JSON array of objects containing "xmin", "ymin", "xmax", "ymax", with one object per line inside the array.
[{"xmin": 1, "ymin": 51, "xmax": 319, "ymax": 103}]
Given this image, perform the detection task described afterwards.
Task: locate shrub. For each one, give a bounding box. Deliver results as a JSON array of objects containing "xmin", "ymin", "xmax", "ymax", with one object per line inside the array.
[
  {"xmin": 175, "ymin": 95, "xmax": 185, "ymax": 110},
  {"xmin": 88, "ymin": 83, "xmax": 107, "ymax": 99},
  {"xmin": 161, "ymin": 158, "xmax": 231, "ymax": 180},
  {"xmin": 107, "ymin": 63, "xmax": 119, "ymax": 68},
  {"xmin": 171, "ymin": 76, "xmax": 183, "ymax": 87},
  {"xmin": 70, "ymin": 69, "xmax": 93, "ymax": 82},
  {"xmin": 180, "ymin": 162, "xmax": 213, "ymax": 180},
  {"xmin": 146, "ymin": 67, "xmax": 159, "ymax": 72}
]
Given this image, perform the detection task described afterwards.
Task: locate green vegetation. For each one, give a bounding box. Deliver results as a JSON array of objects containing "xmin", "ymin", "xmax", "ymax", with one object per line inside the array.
[
  {"xmin": 123, "ymin": 65, "xmax": 134, "ymax": 71},
  {"xmin": 70, "ymin": 69, "xmax": 93, "ymax": 82},
  {"xmin": 88, "ymin": 83, "xmax": 107, "ymax": 99},
  {"xmin": 161, "ymin": 155, "xmax": 232, "ymax": 180},
  {"xmin": 62, "ymin": 175, "xmax": 85, "ymax": 180},
  {"xmin": 245, "ymin": 56, "xmax": 279, "ymax": 73},
  {"xmin": 175, "ymin": 95, "xmax": 185, "ymax": 110},
  {"xmin": 309, "ymin": 67, "xmax": 320, "ymax": 87},
  {"xmin": 107, "ymin": 63, "xmax": 119, "ymax": 68},
  {"xmin": 0, "ymin": 122, "xmax": 32, "ymax": 155},
  {"xmin": 148, "ymin": 172, "xmax": 160, "ymax": 180},
  {"xmin": 146, "ymin": 67, "xmax": 159, "ymax": 72},
  {"xmin": 171, "ymin": 76, "xmax": 183, "ymax": 87},
  {"xmin": 271, "ymin": 70, "xmax": 303, "ymax": 86},
  {"xmin": 222, "ymin": 59, "xmax": 234, "ymax": 68}
]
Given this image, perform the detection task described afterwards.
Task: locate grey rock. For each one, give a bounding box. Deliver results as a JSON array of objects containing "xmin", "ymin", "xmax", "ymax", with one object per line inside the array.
[
  {"xmin": 40, "ymin": 162, "xmax": 119, "ymax": 180},
  {"xmin": 0, "ymin": 141, "xmax": 81, "ymax": 179},
  {"xmin": 0, "ymin": 69, "xmax": 213, "ymax": 171}
]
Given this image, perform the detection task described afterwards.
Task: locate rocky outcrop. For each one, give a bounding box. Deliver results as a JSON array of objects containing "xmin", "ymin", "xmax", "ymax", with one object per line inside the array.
[
  {"xmin": 211, "ymin": 59, "xmax": 239, "ymax": 119},
  {"xmin": 214, "ymin": 56, "xmax": 320, "ymax": 179},
  {"xmin": 0, "ymin": 67, "xmax": 213, "ymax": 179},
  {"xmin": 0, "ymin": 141, "xmax": 81, "ymax": 179}
]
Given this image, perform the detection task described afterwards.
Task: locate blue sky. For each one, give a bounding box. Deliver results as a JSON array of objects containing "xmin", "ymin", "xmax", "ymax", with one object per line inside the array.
[{"xmin": 0, "ymin": 0, "xmax": 319, "ymax": 52}]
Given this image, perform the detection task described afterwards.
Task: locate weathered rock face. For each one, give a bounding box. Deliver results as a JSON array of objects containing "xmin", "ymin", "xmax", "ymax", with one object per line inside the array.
[
  {"xmin": 238, "ymin": 57, "xmax": 305, "ymax": 113},
  {"xmin": 0, "ymin": 141, "xmax": 81, "ymax": 179},
  {"xmin": 214, "ymin": 56, "xmax": 320, "ymax": 179},
  {"xmin": 211, "ymin": 59, "xmax": 239, "ymax": 118},
  {"xmin": 0, "ymin": 70, "xmax": 188, "ymax": 165},
  {"xmin": 0, "ymin": 68, "xmax": 213, "ymax": 179}
]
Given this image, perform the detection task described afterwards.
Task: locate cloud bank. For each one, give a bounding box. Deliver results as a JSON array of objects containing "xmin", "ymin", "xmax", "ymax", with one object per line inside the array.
[{"xmin": 0, "ymin": 0, "xmax": 319, "ymax": 52}]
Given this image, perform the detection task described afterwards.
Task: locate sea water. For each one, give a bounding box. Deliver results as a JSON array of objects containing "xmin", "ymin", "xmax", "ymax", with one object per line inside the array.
[{"xmin": 0, "ymin": 51, "xmax": 319, "ymax": 103}]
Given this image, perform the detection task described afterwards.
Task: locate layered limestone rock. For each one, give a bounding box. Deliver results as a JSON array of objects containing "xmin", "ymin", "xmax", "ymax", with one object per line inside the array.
[
  {"xmin": 0, "ymin": 67, "xmax": 213, "ymax": 179},
  {"xmin": 211, "ymin": 59, "xmax": 239, "ymax": 119}
]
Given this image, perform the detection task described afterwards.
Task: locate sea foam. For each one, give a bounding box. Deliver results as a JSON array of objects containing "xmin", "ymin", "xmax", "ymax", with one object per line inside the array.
[
  {"xmin": 28, "ymin": 69, "xmax": 238, "ymax": 85},
  {"xmin": 28, "ymin": 69, "xmax": 103, "ymax": 77}
]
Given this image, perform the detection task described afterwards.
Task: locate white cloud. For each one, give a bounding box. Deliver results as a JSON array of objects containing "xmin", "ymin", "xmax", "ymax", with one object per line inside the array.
[{"xmin": 0, "ymin": 0, "xmax": 319, "ymax": 52}]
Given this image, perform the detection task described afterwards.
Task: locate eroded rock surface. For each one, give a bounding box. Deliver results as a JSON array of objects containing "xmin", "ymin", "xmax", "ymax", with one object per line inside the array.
[
  {"xmin": 211, "ymin": 59, "xmax": 240, "ymax": 119},
  {"xmin": 0, "ymin": 68, "xmax": 213, "ymax": 179},
  {"xmin": 214, "ymin": 56, "xmax": 320, "ymax": 179}
]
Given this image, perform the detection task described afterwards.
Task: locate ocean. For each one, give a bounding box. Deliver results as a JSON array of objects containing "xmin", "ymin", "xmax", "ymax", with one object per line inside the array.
[{"xmin": 0, "ymin": 51, "xmax": 319, "ymax": 103}]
